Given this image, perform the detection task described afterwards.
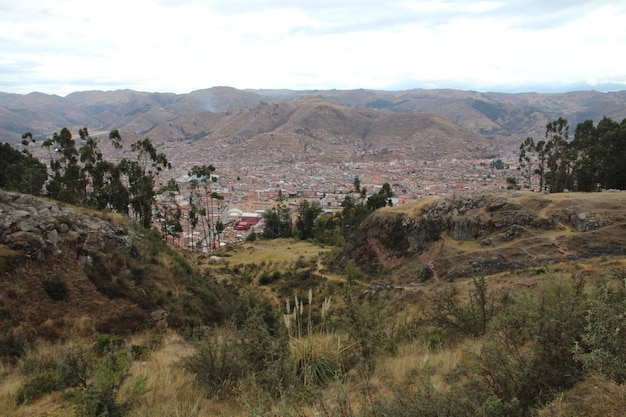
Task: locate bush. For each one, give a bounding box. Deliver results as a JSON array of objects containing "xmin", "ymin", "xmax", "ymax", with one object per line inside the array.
[
  {"xmin": 459, "ymin": 277, "xmax": 588, "ymax": 415},
  {"xmin": 344, "ymin": 260, "xmax": 361, "ymax": 283},
  {"xmin": 575, "ymin": 279, "xmax": 626, "ymax": 382},
  {"xmin": 16, "ymin": 372, "xmax": 60, "ymax": 405},
  {"xmin": 93, "ymin": 334, "xmax": 125, "ymax": 356},
  {"xmin": 237, "ymin": 307, "xmax": 296, "ymax": 396},
  {"xmin": 182, "ymin": 328, "xmax": 246, "ymax": 398},
  {"xmin": 259, "ymin": 270, "xmax": 281, "ymax": 285},
  {"xmin": 43, "ymin": 271, "xmax": 69, "ymax": 301},
  {"xmin": 65, "ymin": 349, "xmax": 135, "ymax": 417},
  {"xmin": 429, "ymin": 276, "xmax": 500, "ymax": 338}
]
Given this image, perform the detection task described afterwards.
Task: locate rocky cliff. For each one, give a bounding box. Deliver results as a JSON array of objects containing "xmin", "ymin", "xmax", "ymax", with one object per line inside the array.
[
  {"xmin": 0, "ymin": 192, "xmax": 134, "ymax": 265},
  {"xmin": 342, "ymin": 191, "xmax": 626, "ymax": 283},
  {"xmin": 0, "ymin": 191, "xmax": 234, "ymax": 353}
]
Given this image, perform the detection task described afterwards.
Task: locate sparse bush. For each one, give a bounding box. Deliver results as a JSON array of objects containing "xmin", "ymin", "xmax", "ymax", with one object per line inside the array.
[
  {"xmin": 57, "ymin": 343, "xmax": 90, "ymax": 388},
  {"xmin": 458, "ymin": 277, "xmax": 588, "ymax": 415},
  {"xmin": 0, "ymin": 329, "xmax": 26, "ymax": 359},
  {"xmin": 238, "ymin": 306, "xmax": 296, "ymax": 397},
  {"xmin": 93, "ymin": 334, "xmax": 125, "ymax": 356},
  {"xmin": 43, "ymin": 271, "xmax": 69, "ymax": 301},
  {"xmin": 429, "ymin": 276, "xmax": 501, "ymax": 338},
  {"xmin": 64, "ymin": 348, "xmax": 136, "ymax": 417},
  {"xmin": 16, "ymin": 372, "xmax": 60, "ymax": 405},
  {"xmin": 344, "ymin": 260, "xmax": 361, "ymax": 283},
  {"xmin": 182, "ymin": 328, "xmax": 246, "ymax": 398},
  {"xmin": 259, "ymin": 270, "xmax": 281, "ymax": 285},
  {"xmin": 340, "ymin": 288, "xmax": 385, "ymax": 378},
  {"xmin": 575, "ymin": 279, "xmax": 626, "ymax": 382}
]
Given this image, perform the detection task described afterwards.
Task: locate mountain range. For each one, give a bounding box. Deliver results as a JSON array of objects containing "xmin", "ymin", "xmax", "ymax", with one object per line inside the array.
[{"xmin": 1, "ymin": 87, "xmax": 626, "ymax": 160}]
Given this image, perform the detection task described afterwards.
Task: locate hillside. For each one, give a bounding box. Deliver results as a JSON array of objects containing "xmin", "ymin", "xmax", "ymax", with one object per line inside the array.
[
  {"xmin": 2, "ymin": 189, "xmax": 626, "ymax": 416},
  {"xmin": 341, "ymin": 191, "xmax": 626, "ymax": 282},
  {"xmin": 144, "ymin": 97, "xmax": 490, "ymax": 161},
  {"xmin": 0, "ymin": 191, "xmax": 241, "ymax": 351},
  {"xmin": 2, "ymin": 88, "xmax": 626, "ymax": 157}
]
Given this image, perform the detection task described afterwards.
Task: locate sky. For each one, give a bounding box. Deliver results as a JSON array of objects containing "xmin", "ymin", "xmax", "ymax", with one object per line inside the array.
[{"xmin": 1, "ymin": 0, "xmax": 625, "ymax": 96}]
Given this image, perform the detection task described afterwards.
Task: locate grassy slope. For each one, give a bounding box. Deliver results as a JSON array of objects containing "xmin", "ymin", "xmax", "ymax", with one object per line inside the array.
[{"xmin": 2, "ymin": 193, "xmax": 626, "ymax": 416}]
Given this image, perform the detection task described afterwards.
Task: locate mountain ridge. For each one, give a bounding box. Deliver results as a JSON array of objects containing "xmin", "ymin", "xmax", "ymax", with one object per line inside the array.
[{"xmin": 2, "ymin": 87, "xmax": 625, "ymax": 155}]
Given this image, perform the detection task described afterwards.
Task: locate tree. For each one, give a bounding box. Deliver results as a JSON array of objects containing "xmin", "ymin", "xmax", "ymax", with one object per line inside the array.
[
  {"xmin": 261, "ymin": 204, "xmax": 292, "ymax": 239},
  {"xmin": 518, "ymin": 118, "xmax": 574, "ymax": 193},
  {"xmin": 295, "ymin": 200, "xmax": 322, "ymax": 240},
  {"xmin": 544, "ymin": 117, "xmax": 575, "ymax": 192},
  {"xmin": 0, "ymin": 142, "xmax": 47, "ymax": 194},
  {"xmin": 339, "ymin": 195, "xmax": 370, "ymax": 239},
  {"xmin": 43, "ymin": 128, "xmax": 82, "ymax": 203},
  {"xmin": 120, "ymin": 138, "xmax": 170, "ymax": 228},
  {"xmin": 353, "ymin": 176, "xmax": 361, "ymax": 194},
  {"xmin": 189, "ymin": 165, "xmax": 220, "ymax": 250},
  {"xmin": 519, "ymin": 116, "xmax": 626, "ymax": 192}
]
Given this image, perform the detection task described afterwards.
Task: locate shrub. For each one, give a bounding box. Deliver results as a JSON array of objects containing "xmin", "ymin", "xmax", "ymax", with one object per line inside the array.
[
  {"xmin": 16, "ymin": 372, "xmax": 60, "ymax": 405},
  {"xmin": 64, "ymin": 349, "xmax": 135, "ymax": 417},
  {"xmin": 237, "ymin": 306, "xmax": 296, "ymax": 397},
  {"xmin": 259, "ymin": 270, "xmax": 281, "ymax": 285},
  {"xmin": 57, "ymin": 343, "xmax": 91, "ymax": 388},
  {"xmin": 429, "ymin": 276, "xmax": 501, "ymax": 338},
  {"xmin": 93, "ymin": 334, "xmax": 125, "ymax": 356},
  {"xmin": 575, "ymin": 279, "xmax": 626, "ymax": 382},
  {"xmin": 182, "ymin": 328, "xmax": 246, "ymax": 398},
  {"xmin": 43, "ymin": 271, "xmax": 69, "ymax": 301},
  {"xmin": 459, "ymin": 277, "xmax": 588, "ymax": 415},
  {"xmin": 344, "ymin": 260, "xmax": 361, "ymax": 283}
]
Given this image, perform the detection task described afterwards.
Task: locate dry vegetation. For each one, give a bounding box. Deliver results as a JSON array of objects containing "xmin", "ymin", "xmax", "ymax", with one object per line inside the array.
[{"xmin": 2, "ymin": 193, "xmax": 626, "ymax": 416}]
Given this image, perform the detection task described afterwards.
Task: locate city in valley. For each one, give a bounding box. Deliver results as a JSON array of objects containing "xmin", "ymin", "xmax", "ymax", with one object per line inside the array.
[{"xmin": 152, "ymin": 138, "xmax": 523, "ymax": 250}]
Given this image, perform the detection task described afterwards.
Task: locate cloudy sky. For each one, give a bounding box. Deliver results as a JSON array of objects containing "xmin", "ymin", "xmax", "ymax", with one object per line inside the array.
[{"xmin": 1, "ymin": 0, "xmax": 625, "ymax": 96}]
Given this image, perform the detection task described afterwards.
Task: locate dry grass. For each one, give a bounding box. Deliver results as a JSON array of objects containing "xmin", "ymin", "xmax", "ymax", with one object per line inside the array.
[
  {"xmin": 538, "ymin": 374, "xmax": 626, "ymax": 417},
  {"xmin": 122, "ymin": 333, "xmax": 245, "ymax": 417},
  {"xmin": 216, "ymin": 238, "xmax": 331, "ymax": 267},
  {"xmin": 375, "ymin": 338, "xmax": 482, "ymax": 393},
  {"xmin": 0, "ymin": 332, "xmax": 247, "ymax": 417}
]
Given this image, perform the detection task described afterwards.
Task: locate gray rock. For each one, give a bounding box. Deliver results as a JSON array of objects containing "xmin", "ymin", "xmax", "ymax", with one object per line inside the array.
[{"xmin": 490, "ymin": 197, "xmax": 507, "ymax": 210}]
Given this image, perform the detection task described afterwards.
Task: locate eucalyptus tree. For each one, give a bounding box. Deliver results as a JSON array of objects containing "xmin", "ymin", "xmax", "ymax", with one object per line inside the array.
[
  {"xmin": 0, "ymin": 141, "xmax": 47, "ymax": 195},
  {"xmin": 189, "ymin": 164, "xmax": 221, "ymax": 249},
  {"xmin": 519, "ymin": 116, "xmax": 626, "ymax": 193},
  {"xmin": 42, "ymin": 127, "xmax": 82, "ymax": 203},
  {"xmin": 157, "ymin": 178, "xmax": 182, "ymax": 243},
  {"xmin": 119, "ymin": 138, "xmax": 170, "ymax": 228}
]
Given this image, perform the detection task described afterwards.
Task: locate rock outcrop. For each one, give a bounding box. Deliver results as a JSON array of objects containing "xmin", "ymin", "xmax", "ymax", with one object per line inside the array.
[
  {"xmin": 342, "ymin": 191, "xmax": 626, "ymax": 282},
  {"xmin": 0, "ymin": 191, "xmax": 134, "ymax": 264}
]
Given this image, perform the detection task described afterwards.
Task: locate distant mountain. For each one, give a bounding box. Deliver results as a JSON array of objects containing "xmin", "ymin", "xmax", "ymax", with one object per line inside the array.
[
  {"xmin": 144, "ymin": 97, "xmax": 490, "ymax": 161},
  {"xmin": 1, "ymin": 87, "xmax": 625, "ymax": 157}
]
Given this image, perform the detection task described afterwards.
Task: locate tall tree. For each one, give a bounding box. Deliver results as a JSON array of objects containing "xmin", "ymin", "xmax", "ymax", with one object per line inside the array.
[
  {"xmin": 520, "ymin": 117, "xmax": 626, "ymax": 192},
  {"xmin": 189, "ymin": 164, "xmax": 220, "ymax": 249},
  {"xmin": 0, "ymin": 142, "xmax": 47, "ymax": 194},
  {"xmin": 120, "ymin": 138, "xmax": 170, "ymax": 228},
  {"xmin": 261, "ymin": 204, "xmax": 292, "ymax": 239},
  {"xmin": 544, "ymin": 117, "xmax": 574, "ymax": 193},
  {"xmin": 295, "ymin": 200, "xmax": 322, "ymax": 240},
  {"xmin": 43, "ymin": 128, "xmax": 82, "ymax": 203},
  {"xmin": 157, "ymin": 178, "xmax": 182, "ymax": 243}
]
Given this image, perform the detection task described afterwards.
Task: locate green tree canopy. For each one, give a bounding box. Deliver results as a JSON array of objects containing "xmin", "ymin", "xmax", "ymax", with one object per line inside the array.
[{"xmin": 0, "ymin": 142, "xmax": 47, "ymax": 194}]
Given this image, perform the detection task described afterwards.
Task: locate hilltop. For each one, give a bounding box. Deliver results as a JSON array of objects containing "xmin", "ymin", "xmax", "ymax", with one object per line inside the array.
[{"xmin": 340, "ymin": 190, "xmax": 626, "ymax": 282}]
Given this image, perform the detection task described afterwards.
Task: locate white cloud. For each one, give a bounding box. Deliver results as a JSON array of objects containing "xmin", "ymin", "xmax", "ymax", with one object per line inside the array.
[{"xmin": 0, "ymin": 0, "xmax": 624, "ymax": 95}]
